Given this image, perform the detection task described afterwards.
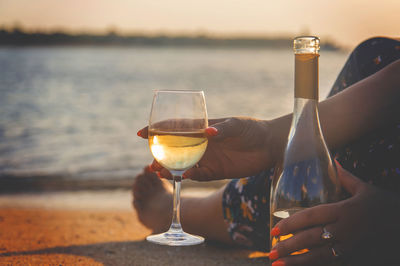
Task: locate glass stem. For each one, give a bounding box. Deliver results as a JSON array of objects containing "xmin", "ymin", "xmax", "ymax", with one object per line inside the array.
[{"xmin": 169, "ymin": 175, "xmax": 183, "ymax": 232}]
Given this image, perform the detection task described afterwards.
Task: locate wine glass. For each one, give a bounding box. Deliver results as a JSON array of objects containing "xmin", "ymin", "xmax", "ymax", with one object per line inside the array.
[{"xmin": 146, "ymin": 90, "xmax": 208, "ymax": 246}]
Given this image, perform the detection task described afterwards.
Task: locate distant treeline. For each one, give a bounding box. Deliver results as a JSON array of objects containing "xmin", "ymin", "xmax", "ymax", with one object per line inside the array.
[{"xmin": 0, "ymin": 28, "xmax": 340, "ymax": 50}]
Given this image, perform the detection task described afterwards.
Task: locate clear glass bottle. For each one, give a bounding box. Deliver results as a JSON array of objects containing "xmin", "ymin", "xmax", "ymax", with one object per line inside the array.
[{"xmin": 270, "ymin": 36, "xmax": 341, "ymax": 249}]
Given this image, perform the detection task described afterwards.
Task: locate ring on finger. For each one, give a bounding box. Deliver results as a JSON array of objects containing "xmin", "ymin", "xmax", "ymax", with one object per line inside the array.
[{"xmin": 321, "ymin": 226, "xmax": 334, "ymax": 241}]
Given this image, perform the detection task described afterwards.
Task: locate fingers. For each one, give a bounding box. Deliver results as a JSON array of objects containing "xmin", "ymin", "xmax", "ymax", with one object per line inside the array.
[
  {"xmin": 183, "ymin": 166, "xmax": 216, "ymax": 181},
  {"xmin": 148, "ymin": 159, "xmax": 214, "ymax": 181},
  {"xmin": 271, "ymin": 224, "xmax": 336, "ymax": 259},
  {"xmin": 139, "ymin": 118, "xmax": 228, "ymax": 139},
  {"xmin": 208, "ymin": 117, "xmax": 244, "ymax": 141},
  {"xmin": 148, "ymin": 161, "xmax": 214, "ymax": 181},
  {"xmin": 205, "ymin": 118, "xmax": 236, "ymax": 138},
  {"xmin": 158, "ymin": 168, "xmax": 172, "ymax": 179},
  {"xmin": 148, "ymin": 160, "xmax": 173, "ymax": 179},
  {"xmin": 137, "ymin": 126, "xmax": 149, "ymax": 138},
  {"xmin": 271, "ymin": 244, "xmax": 340, "ymax": 266},
  {"xmin": 152, "ymin": 166, "xmax": 215, "ymax": 182},
  {"xmin": 205, "ymin": 127, "xmax": 219, "ymax": 137},
  {"xmin": 208, "ymin": 118, "xmax": 229, "ymax": 126},
  {"xmin": 335, "ymin": 160, "xmax": 364, "ymax": 195},
  {"xmin": 273, "ymin": 204, "xmax": 340, "ymax": 237},
  {"xmin": 150, "ymin": 160, "xmax": 163, "ymax": 171}
]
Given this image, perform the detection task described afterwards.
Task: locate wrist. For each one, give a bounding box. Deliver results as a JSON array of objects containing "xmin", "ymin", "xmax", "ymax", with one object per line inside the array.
[{"xmin": 264, "ymin": 114, "xmax": 292, "ymax": 166}]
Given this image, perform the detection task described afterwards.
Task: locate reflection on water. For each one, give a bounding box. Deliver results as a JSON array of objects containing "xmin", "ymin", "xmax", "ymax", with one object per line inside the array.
[{"xmin": 0, "ymin": 46, "xmax": 348, "ymax": 180}]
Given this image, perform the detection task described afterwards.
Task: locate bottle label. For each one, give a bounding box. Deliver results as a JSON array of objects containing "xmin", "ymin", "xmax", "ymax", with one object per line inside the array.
[{"xmin": 295, "ymin": 54, "xmax": 319, "ymax": 100}]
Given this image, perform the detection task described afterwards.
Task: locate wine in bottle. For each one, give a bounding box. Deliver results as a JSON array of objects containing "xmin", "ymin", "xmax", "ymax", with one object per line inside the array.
[{"xmin": 270, "ymin": 36, "xmax": 342, "ymax": 251}]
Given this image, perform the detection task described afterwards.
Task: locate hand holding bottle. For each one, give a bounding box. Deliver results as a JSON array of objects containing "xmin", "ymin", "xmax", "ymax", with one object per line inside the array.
[
  {"xmin": 269, "ymin": 162, "xmax": 400, "ymax": 266},
  {"xmin": 138, "ymin": 117, "xmax": 286, "ymax": 181}
]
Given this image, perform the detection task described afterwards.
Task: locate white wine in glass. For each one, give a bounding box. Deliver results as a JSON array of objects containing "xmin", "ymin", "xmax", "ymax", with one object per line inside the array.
[
  {"xmin": 149, "ymin": 130, "xmax": 208, "ymax": 171},
  {"xmin": 146, "ymin": 90, "xmax": 208, "ymax": 246}
]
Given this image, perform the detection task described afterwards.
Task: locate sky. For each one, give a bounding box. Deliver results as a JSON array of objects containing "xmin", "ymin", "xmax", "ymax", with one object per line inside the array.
[{"xmin": 0, "ymin": 0, "xmax": 399, "ymax": 48}]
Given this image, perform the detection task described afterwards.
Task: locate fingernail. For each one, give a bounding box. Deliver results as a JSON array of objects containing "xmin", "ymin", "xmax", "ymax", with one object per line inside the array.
[
  {"xmin": 137, "ymin": 129, "xmax": 142, "ymax": 137},
  {"xmin": 334, "ymin": 159, "xmax": 343, "ymax": 169},
  {"xmin": 272, "ymin": 260, "xmax": 285, "ymax": 266},
  {"xmin": 269, "ymin": 249, "xmax": 279, "ymax": 260},
  {"xmin": 144, "ymin": 165, "xmax": 152, "ymax": 173},
  {"xmin": 148, "ymin": 164, "xmax": 155, "ymax": 172},
  {"xmin": 156, "ymin": 172, "xmax": 163, "ymax": 179},
  {"xmin": 205, "ymin": 127, "xmax": 218, "ymax": 137},
  {"xmin": 271, "ymin": 226, "xmax": 281, "ymax": 237}
]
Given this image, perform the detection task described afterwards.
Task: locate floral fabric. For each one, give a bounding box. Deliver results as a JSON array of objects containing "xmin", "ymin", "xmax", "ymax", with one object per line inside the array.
[{"xmin": 222, "ymin": 37, "xmax": 400, "ymax": 251}]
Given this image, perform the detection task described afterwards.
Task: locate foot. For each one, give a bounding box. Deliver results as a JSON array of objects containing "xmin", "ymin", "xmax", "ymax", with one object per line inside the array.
[{"xmin": 132, "ymin": 167, "xmax": 173, "ymax": 233}]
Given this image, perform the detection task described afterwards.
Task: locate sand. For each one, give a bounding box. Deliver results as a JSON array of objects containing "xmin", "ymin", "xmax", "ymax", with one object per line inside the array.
[{"xmin": 0, "ymin": 191, "xmax": 269, "ymax": 265}]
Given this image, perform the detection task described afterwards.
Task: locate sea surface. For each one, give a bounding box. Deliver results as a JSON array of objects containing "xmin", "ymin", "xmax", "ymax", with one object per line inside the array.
[{"xmin": 0, "ymin": 46, "xmax": 349, "ymax": 181}]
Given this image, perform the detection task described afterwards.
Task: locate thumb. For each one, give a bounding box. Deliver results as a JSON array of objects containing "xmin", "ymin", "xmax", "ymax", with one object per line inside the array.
[
  {"xmin": 205, "ymin": 117, "xmax": 244, "ymax": 141},
  {"xmin": 335, "ymin": 160, "xmax": 364, "ymax": 195}
]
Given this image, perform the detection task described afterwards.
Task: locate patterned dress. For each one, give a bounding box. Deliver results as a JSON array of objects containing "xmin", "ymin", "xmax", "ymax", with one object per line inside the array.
[{"xmin": 222, "ymin": 37, "xmax": 400, "ymax": 251}]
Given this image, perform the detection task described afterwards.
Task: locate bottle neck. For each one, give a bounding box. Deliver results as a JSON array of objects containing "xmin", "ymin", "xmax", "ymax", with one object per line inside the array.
[
  {"xmin": 290, "ymin": 51, "xmax": 321, "ymax": 140},
  {"xmin": 289, "ymin": 98, "xmax": 320, "ymax": 142},
  {"xmin": 285, "ymin": 98, "xmax": 324, "ymax": 170},
  {"xmin": 294, "ymin": 53, "xmax": 319, "ymax": 100}
]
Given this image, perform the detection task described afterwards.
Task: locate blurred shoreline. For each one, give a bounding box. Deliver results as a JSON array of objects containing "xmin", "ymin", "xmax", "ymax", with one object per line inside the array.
[
  {"xmin": 0, "ymin": 174, "xmax": 134, "ymax": 194},
  {"xmin": 0, "ymin": 28, "xmax": 341, "ymax": 50},
  {"xmin": 0, "ymin": 174, "xmax": 227, "ymax": 194}
]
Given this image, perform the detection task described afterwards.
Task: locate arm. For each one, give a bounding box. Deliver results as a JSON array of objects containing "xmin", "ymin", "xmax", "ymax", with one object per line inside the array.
[
  {"xmin": 141, "ymin": 59, "xmax": 400, "ymax": 181},
  {"xmin": 269, "ymin": 58, "xmax": 400, "ymax": 159},
  {"xmin": 320, "ymin": 58, "xmax": 400, "ymax": 149}
]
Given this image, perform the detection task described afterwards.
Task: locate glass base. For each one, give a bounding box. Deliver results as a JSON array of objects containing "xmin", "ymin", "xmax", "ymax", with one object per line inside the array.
[{"xmin": 146, "ymin": 229, "xmax": 204, "ymax": 246}]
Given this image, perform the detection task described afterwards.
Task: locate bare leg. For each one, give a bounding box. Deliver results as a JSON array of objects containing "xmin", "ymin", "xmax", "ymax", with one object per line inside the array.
[{"xmin": 133, "ymin": 167, "xmax": 233, "ymax": 244}]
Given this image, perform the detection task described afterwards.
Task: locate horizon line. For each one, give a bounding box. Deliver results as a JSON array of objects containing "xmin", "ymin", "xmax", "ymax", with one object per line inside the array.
[{"xmin": 0, "ymin": 23, "xmax": 339, "ymax": 44}]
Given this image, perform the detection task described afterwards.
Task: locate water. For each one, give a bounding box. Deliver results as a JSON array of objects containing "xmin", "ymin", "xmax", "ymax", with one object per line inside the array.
[{"xmin": 0, "ymin": 46, "xmax": 348, "ymax": 180}]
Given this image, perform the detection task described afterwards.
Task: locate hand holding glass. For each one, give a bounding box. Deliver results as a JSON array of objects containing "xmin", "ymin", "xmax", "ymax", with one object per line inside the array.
[{"xmin": 146, "ymin": 90, "xmax": 208, "ymax": 246}]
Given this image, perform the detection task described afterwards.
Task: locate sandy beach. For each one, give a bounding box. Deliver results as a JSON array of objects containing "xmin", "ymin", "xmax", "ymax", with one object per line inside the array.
[{"xmin": 0, "ymin": 190, "xmax": 269, "ymax": 265}]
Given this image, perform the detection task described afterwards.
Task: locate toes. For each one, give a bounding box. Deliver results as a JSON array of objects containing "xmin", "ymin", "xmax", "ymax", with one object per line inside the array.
[
  {"xmin": 133, "ymin": 199, "xmax": 143, "ymax": 210},
  {"xmin": 135, "ymin": 172, "xmax": 155, "ymax": 187},
  {"xmin": 133, "ymin": 183, "xmax": 145, "ymax": 199},
  {"xmin": 132, "ymin": 168, "xmax": 165, "ymax": 200},
  {"xmin": 133, "ymin": 174, "xmax": 150, "ymax": 199},
  {"xmin": 146, "ymin": 171, "xmax": 162, "ymax": 186}
]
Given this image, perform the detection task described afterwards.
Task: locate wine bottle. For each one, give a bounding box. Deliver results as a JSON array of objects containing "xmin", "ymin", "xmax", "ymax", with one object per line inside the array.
[{"xmin": 270, "ymin": 36, "xmax": 342, "ymax": 250}]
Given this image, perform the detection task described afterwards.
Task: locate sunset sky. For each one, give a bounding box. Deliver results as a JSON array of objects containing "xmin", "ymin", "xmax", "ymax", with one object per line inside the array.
[{"xmin": 0, "ymin": 0, "xmax": 399, "ymax": 47}]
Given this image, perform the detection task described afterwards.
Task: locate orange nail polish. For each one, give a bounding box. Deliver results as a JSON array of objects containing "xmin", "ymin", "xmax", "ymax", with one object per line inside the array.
[
  {"xmin": 334, "ymin": 159, "xmax": 343, "ymax": 168},
  {"xmin": 156, "ymin": 172, "xmax": 163, "ymax": 179},
  {"xmin": 137, "ymin": 130, "xmax": 142, "ymax": 137},
  {"xmin": 205, "ymin": 127, "xmax": 218, "ymax": 137},
  {"xmin": 148, "ymin": 164, "xmax": 155, "ymax": 172},
  {"xmin": 269, "ymin": 249, "xmax": 279, "ymax": 260},
  {"xmin": 271, "ymin": 227, "xmax": 281, "ymax": 237},
  {"xmin": 272, "ymin": 260, "xmax": 285, "ymax": 266}
]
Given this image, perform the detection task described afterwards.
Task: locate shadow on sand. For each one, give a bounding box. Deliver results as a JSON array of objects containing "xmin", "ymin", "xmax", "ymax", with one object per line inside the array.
[{"xmin": 0, "ymin": 240, "xmax": 269, "ymax": 266}]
